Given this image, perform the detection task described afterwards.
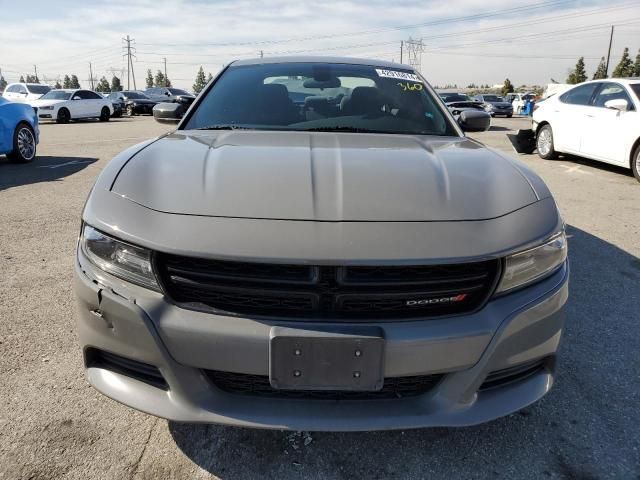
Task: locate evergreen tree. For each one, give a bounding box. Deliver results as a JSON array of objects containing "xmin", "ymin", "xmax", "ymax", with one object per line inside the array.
[
  {"xmin": 146, "ymin": 69, "xmax": 154, "ymax": 88},
  {"xmin": 592, "ymin": 57, "xmax": 608, "ymax": 80},
  {"xmin": 96, "ymin": 76, "xmax": 110, "ymax": 93},
  {"xmin": 632, "ymin": 49, "xmax": 640, "ymax": 77},
  {"xmin": 54, "ymin": 81, "xmax": 62, "ymax": 89},
  {"xmin": 501, "ymin": 78, "xmax": 514, "ymax": 96},
  {"xmin": 207, "ymin": 73, "xmax": 213, "ymax": 82},
  {"xmin": 63, "ymin": 75, "xmax": 71, "ymax": 88},
  {"xmin": 111, "ymin": 76, "xmax": 122, "ymax": 92},
  {"xmin": 612, "ymin": 48, "xmax": 633, "ymax": 78},
  {"xmin": 0, "ymin": 75, "xmax": 7, "ymax": 90},
  {"xmin": 154, "ymin": 70, "xmax": 166, "ymax": 87},
  {"xmin": 19, "ymin": 75, "xmax": 25, "ymax": 83},
  {"xmin": 192, "ymin": 66, "xmax": 207, "ymax": 94},
  {"xmin": 70, "ymin": 74, "xmax": 80, "ymax": 88},
  {"xmin": 566, "ymin": 57, "xmax": 587, "ymax": 84}
]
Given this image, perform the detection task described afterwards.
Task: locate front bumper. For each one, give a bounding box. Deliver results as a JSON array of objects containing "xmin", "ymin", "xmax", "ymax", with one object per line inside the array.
[{"xmin": 74, "ymin": 253, "xmax": 568, "ymax": 431}]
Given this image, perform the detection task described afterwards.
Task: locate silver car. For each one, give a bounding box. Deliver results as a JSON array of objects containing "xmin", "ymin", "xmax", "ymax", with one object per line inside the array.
[{"xmin": 74, "ymin": 57, "xmax": 568, "ymax": 431}]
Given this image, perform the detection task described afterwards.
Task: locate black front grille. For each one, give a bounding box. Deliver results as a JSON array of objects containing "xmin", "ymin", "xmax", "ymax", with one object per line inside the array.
[
  {"xmin": 204, "ymin": 370, "xmax": 442, "ymax": 400},
  {"xmin": 155, "ymin": 254, "xmax": 500, "ymax": 321},
  {"xmin": 480, "ymin": 358, "xmax": 548, "ymax": 391}
]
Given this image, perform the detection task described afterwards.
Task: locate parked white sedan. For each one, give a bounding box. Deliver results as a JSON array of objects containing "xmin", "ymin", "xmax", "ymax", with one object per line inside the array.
[
  {"xmin": 2, "ymin": 83, "xmax": 51, "ymax": 103},
  {"xmin": 533, "ymin": 78, "xmax": 640, "ymax": 182},
  {"xmin": 30, "ymin": 89, "xmax": 113, "ymax": 123}
]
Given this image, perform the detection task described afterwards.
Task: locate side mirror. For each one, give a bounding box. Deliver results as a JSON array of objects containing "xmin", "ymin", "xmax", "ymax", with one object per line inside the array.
[
  {"xmin": 153, "ymin": 102, "xmax": 184, "ymax": 123},
  {"xmin": 604, "ymin": 98, "xmax": 628, "ymax": 112},
  {"xmin": 458, "ymin": 110, "xmax": 491, "ymax": 132},
  {"xmin": 73, "ymin": 96, "xmax": 81, "ymax": 100}
]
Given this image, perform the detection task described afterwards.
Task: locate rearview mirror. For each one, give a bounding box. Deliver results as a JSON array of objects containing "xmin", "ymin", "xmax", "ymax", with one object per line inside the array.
[
  {"xmin": 153, "ymin": 102, "xmax": 184, "ymax": 123},
  {"xmin": 604, "ymin": 98, "xmax": 628, "ymax": 112},
  {"xmin": 457, "ymin": 110, "xmax": 491, "ymax": 132}
]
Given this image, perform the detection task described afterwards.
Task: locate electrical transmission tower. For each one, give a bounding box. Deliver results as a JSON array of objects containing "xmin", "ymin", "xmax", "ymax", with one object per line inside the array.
[
  {"xmin": 122, "ymin": 35, "xmax": 137, "ymax": 90},
  {"xmin": 404, "ymin": 37, "xmax": 425, "ymax": 73}
]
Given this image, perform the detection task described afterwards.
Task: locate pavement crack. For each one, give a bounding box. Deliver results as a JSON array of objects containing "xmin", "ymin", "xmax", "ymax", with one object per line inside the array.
[{"xmin": 130, "ymin": 418, "xmax": 158, "ymax": 479}]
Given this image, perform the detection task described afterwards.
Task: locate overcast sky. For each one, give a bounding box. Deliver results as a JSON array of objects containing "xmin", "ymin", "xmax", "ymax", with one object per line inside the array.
[{"xmin": 1, "ymin": 0, "xmax": 639, "ymax": 90}]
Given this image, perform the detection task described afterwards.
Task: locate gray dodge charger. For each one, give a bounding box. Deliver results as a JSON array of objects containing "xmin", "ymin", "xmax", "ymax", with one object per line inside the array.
[{"xmin": 74, "ymin": 57, "xmax": 568, "ymax": 431}]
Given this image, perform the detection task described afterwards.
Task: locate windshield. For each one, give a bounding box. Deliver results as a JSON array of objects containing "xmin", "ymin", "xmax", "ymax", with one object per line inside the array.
[
  {"xmin": 439, "ymin": 93, "xmax": 470, "ymax": 102},
  {"xmin": 124, "ymin": 91, "xmax": 149, "ymax": 99},
  {"xmin": 27, "ymin": 84, "xmax": 51, "ymax": 94},
  {"xmin": 481, "ymin": 95, "xmax": 503, "ymax": 102},
  {"xmin": 169, "ymin": 88, "xmax": 190, "ymax": 96},
  {"xmin": 39, "ymin": 90, "xmax": 72, "ymax": 100},
  {"xmin": 630, "ymin": 84, "xmax": 640, "ymax": 102},
  {"xmin": 185, "ymin": 63, "xmax": 456, "ymax": 136}
]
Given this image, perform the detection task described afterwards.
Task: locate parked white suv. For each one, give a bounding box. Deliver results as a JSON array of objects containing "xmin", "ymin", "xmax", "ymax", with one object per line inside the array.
[
  {"xmin": 533, "ymin": 78, "xmax": 640, "ymax": 182},
  {"xmin": 30, "ymin": 89, "xmax": 114, "ymax": 123},
  {"xmin": 3, "ymin": 83, "xmax": 51, "ymax": 103}
]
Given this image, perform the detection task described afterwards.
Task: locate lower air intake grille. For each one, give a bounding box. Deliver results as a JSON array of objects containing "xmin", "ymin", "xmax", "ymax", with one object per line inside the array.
[
  {"xmin": 85, "ymin": 348, "xmax": 168, "ymax": 390},
  {"xmin": 480, "ymin": 358, "xmax": 548, "ymax": 391},
  {"xmin": 204, "ymin": 370, "xmax": 442, "ymax": 400},
  {"xmin": 155, "ymin": 254, "xmax": 500, "ymax": 321}
]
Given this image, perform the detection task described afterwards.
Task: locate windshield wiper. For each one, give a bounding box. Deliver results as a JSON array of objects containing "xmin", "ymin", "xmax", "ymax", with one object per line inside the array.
[
  {"xmin": 195, "ymin": 125, "xmax": 253, "ymax": 130},
  {"xmin": 298, "ymin": 126, "xmax": 387, "ymax": 134}
]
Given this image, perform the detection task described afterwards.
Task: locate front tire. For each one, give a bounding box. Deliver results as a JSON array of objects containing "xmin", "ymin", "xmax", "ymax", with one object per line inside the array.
[
  {"xmin": 126, "ymin": 104, "xmax": 135, "ymax": 116},
  {"xmin": 536, "ymin": 124, "xmax": 558, "ymax": 160},
  {"xmin": 507, "ymin": 114, "xmax": 513, "ymax": 118},
  {"xmin": 56, "ymin": 108, "xmax": 70, "ymax": 124},
  {"xmin": 7, "ymin": 123, "xmax": 36, "ymax": 163},
  {"xmin": 632, "ymin": 144, "xmax": 640, "ymax": 183},
  {"xmin": 99, "ymin": 107, "xmax": 110, "ymax": 122}
]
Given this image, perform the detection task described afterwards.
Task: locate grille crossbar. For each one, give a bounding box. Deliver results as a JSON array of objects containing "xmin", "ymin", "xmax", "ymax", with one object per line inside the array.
[{"xmin": 155, "ymin": 255, "xmax": 500, "ymax": 320}]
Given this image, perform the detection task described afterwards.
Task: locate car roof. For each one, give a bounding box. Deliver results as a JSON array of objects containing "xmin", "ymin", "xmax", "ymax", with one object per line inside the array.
[
  {"xmin": 573, "ymin": 78, "xmax": 640, "ymax": 86},
  {"xmin": 231, "ymin": 56, "xmax": 413, "ymax": 70}
]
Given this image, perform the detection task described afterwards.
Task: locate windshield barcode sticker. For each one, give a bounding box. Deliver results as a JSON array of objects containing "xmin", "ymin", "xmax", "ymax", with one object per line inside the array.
[{"xmin": 375, "ymin": 69, "xmax": 422, "ymax": 82}]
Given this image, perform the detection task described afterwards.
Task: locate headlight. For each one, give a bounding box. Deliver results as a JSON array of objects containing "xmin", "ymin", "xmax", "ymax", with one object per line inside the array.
[
  {"xmin": 80, "ymin": 224, "xmax": 160, "ymax": 291},
  {"xmin": 484, "ymin": 104, "xmax": 494, "ymax": 110},
  {"xmin": 496, "ymin": 231, "xmax": 567, "ymax": 294},
  {"xmin": 39, "ymin": 106, "xmax": 54, "ymax": 110}
]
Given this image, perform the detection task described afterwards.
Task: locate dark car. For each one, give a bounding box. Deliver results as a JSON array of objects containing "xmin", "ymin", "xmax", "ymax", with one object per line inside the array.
[
  {"xmin": 107, "ymin": 91, "xmax": 158, "ymax": 116},
  {"xmin": 144, "ymin": 87, "xmax": 195, "ymax": 107},
  {"xmin": 438, "ymin": 92, "xmax": 489, "ymax": 120},
  {"xmin": 474, "ymin": 94, "xmax": 514, "ymax": 117}
]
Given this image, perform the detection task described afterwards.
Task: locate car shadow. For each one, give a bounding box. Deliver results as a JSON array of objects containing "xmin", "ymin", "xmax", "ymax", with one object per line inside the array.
[
  {"xmin": 165, "ymin": 224, "xmax": 640, "ymax": 479},
  {"xmin": 0, "ymin": 155, "xmax": 97, "ymax": 191},
  {"xmin": 558, "ymin": 153, "xmax": 634, "ymax": 178},
  {"xmin": 488, "ymin": 125, "xmax": 511, "ymax": 132}
]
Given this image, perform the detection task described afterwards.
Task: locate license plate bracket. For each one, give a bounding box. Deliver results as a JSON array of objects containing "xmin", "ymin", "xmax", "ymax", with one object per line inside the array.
[{"xmin": 269, "ymin": 326, "xmax": 384, "ymax": 391}]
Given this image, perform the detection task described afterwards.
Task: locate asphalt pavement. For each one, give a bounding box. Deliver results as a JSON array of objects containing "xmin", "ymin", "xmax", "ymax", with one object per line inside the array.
[{"xmin": 0, "ymin": 116, "xmax": 638, "ymax": 479}]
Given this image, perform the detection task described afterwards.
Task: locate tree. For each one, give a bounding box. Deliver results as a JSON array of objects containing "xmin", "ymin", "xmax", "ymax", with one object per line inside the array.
[
  {"xmin": 0, "ymin": 75, "xmax": 7, "ymax": 90},
  {"xmin": 632, "ymin": 49, "xmax": 640, "ymax": 77},
  {"xmin": 566, "ymin": 57, "xmax": 587, "ymax": 84},
  {"xmin": 207, "ymin": 73, "xmax": 213, "ymax": 83},
  {"xmin": 612, "ymin": 47, "xmax": 633, "ymax": 78},
  {"xmin": 501, "ymin": 78, "xmax": 514, "ymax": 96},
  {"xmin": 592, "ymin": 57, "xmax": 608, "ymax": 80},
  {"xmin": 96, "ymin": 76, "xmax": 110, "ymax": 93},
  {"xmin": 70, "ymin": 74, "xmax": 80, "ymax": 89},
  {"xmin": 25, "ymin": 74, "xmax": 40, "ymax": 83},
  {"xmin": 111, "ymin": 76, "xmax": 122, "ymax": 92},
  {"xmin": 193, "ymin": 66, "xmax": 207, "ymax": 94},
  {"xmin": 154, "ymin": 70, "xmax": 166, "ymax": 87},
  {"xmin": 19, "ymin": 75, "xmax": 25, "ymax": 83},
  {"xmin": 54, "ymin": 81, "xmax": 62, "ymax": 89},
  {"xmin": 146, "ymin": 69, "xmax": 154, "ymax": 88},
  {"xmin": 63, "ymin": 75, "xmax": 71, "ymax": 88}
]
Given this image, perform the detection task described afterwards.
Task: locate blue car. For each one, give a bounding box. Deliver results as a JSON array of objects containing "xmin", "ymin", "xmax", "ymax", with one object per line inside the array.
[{"xmin": 0, "ymin": 97, "xmax": 39, "ymax": 163}]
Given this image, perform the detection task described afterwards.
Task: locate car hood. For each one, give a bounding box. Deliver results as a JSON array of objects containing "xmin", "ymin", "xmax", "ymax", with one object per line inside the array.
[
  {"xmin": 128, "ymin": 99, "xmax": 157, "ymax": 105},
  {"xmin": 110, "ymin": 130, "xmax": 538, "ymax": 222},
  {"xmin": 487, "ymin": 101, "xmax": 513, "ymax": 108},
  {"xmin": 30, "ymin": 99, "xmax": 65, "ymax": 107}
]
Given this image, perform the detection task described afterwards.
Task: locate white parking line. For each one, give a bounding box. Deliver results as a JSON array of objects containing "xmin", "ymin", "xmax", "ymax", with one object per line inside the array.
[
  {"xmin": 558, "ymin": 164, "xmax": 592, "ymax": 175},
  {"xmin": 38, "ymin": 160, "xmax": 94, "ymax": 169}
]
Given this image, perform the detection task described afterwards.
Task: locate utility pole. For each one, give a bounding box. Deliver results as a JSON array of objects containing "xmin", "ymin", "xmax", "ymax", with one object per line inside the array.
[
  {"xmin": 605, "ymin": 25, "xmax": 614, "ymax": 77},
  {"xmin": 89, "ymin": 62, "xmax": 94, "ymax": 90},
  {"xmin": 260, "ymin": 50, "xmax": 264, "ymax": 59},
  {"xmin": 122, "ymin": 35, "xmax": 137, "ymax": 90},
  {"xmin": 163, "ymin": 57, "xmax": 167, "ymax": 86},
  {"xmin": 400, "ymin": 40, "xmax": 403, "ymax": 64},
  {"xmin": 404, "ymin": 37, "xmax": 425, "ymax": 72},
  {"xmin": 33, "ymin": 65, "xmax": 38, "ymax": 82}
]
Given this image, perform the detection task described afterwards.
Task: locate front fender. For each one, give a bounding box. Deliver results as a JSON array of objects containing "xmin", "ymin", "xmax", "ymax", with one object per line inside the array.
[{"xmin": 0, "ymin": 102, "xmax": 38, "ymax": 154}]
